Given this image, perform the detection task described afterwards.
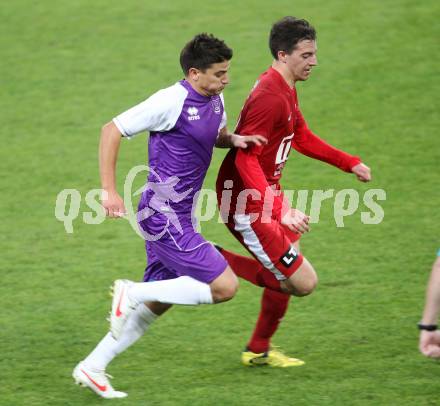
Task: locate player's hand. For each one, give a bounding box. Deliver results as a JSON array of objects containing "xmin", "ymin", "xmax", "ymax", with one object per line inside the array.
[
  {"xmin": 419, "ymin": 330, "xmax": 440, "ymax": 358},
  {"xmin": 352, "ymin": 163, "xmax": 371, "ymax": 182},
  {"xmin": 101, "ymin": 189, "xmax": 126, "ymax": 218},
  {"xmin": 281, "ymin": 208, "xmax": 310, "ymax": 234},
  {"xmin": 232, "ymin": 134, "xmax": 268, "ymax": 149}
]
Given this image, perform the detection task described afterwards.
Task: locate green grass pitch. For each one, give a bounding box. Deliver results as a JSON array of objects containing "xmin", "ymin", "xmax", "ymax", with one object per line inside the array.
[{"xmin": 1, "ymin": 0, "xmax": 439, "ymax": 404}]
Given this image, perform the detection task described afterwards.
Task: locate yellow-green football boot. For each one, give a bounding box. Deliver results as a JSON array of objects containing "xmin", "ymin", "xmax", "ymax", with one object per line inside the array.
[{"xmin": 241, "ymin": 346, "xmax": 305, "ymax": 367}]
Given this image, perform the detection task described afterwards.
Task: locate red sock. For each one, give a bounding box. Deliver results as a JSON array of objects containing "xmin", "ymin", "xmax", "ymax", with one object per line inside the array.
[
  {"xmin": 247, "ymin": 288, "xmax": 290, "ymax": 353},
  {"xmin": 220, "ymin": 248, "xmax": 283, "ymax": 292}
]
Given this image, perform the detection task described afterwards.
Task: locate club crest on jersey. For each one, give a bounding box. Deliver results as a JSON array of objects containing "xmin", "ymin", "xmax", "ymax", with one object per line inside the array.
[
  {"xmin": 211, "ymin": 97, "xmax": 221, "ymax": 114},
  {"xmin": 187, "ymin": 106, "xmax": 200, "ymax": 121},
  {"xmin": 279, "ymin": 245, "xmax": 298, "ymax": 268}
]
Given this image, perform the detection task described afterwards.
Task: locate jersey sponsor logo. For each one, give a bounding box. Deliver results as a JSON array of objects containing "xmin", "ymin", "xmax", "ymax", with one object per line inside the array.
[
  {"xmin": 275, "ymin": 134, "xmax": 294, "ymax": 165},
  {"xmin": 279, "ymin": 245, "xmax": 298, "ymax": 268},
  {"xmin": 187, "ymin": 106, "xmax": 200, "ymax": 121}
]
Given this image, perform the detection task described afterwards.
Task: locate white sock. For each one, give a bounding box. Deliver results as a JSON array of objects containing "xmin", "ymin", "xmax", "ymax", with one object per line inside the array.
[
  {"xmin": 83, "ymin": 304, "xmax": 157, "ymax": 371},
  {"xmin": 128, "ymin": 276, "xmax": 213, "ymax": 305}
]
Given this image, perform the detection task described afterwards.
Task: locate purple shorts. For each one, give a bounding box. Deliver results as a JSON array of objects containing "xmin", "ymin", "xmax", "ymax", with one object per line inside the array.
[{"xmin": 140, "ymin": 214, "xmax": 227, "ymax": 284}]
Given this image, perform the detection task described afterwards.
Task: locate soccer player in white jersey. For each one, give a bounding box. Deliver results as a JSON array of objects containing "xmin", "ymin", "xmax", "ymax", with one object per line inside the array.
[{"xmin": 73, "ymin": 34, "xmax": 266, "ymax": 399}]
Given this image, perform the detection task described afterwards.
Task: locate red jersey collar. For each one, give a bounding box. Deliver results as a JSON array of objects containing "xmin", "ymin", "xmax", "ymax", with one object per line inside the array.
[{"xmin": 267, "ymin": 67, "xmax": 295, "ymax": 93}]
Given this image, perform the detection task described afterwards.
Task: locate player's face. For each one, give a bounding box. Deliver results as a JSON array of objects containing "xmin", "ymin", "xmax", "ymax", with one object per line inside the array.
[
  {"xmin": 190, "ymin": 60, "xmax": 230, "ymax": 96},
  {"xmin": 284, "ymin": 40, "xmax": 318, "ymax": 82}
]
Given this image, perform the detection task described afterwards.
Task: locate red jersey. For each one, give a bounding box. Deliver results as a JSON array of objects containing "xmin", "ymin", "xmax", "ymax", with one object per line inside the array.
[{"xmin": 216, "ymin": 67, "xmax": 361, "ymax": 222}]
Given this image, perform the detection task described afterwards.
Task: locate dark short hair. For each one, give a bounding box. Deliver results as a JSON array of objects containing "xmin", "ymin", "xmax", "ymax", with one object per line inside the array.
[
  {"xmin": 269, "ymin": 16, "xmax": 316, "ymax": 59},
  {"xmin": 180, "ymin": 33, "xmax": 233, "ymax": 75}
]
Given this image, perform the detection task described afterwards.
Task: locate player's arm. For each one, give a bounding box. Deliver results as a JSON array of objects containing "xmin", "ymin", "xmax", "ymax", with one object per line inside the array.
[
  {"xmin": 292, "ymin": 108, "xmax": 371, "ymax": 182},
  {"xmin": 99, "ymin": 122, "xmax": 126, "ymax": 218},
  {"xmin": 419, "ymin": 256, "xmax": 440, "ymax": 358},
  {"xmin": 215, "ymin": 126, "xmax": 267, "ymax": 149},
  {"xmin": 235, "ymin": 149, "xmax": 309, "ymax": 233},
  {"xmin": 215, "ymin": 93, "xmax": 267, "ymax": 148}
]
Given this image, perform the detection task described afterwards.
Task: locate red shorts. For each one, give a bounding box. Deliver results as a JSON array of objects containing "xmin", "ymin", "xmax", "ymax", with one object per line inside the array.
[{"xmin": 226, "ymin": 213, "xmax": 304, "ymax": 280}]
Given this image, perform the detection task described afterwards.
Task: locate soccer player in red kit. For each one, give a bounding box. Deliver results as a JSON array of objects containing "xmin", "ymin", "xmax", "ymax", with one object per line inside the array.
[{"xmin": 216, "ymin": 16, "xmax": 371, "ymax": 367}]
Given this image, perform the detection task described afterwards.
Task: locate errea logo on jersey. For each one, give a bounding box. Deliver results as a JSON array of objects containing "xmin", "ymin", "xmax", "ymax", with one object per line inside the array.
[{"xmin": 187, "ymin": 106, "xmax": 200, "ymax": 121}]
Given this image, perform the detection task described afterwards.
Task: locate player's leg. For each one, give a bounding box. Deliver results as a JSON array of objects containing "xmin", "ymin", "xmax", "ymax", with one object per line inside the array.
[
  {"xmin": 84, "ymin": 258, "xmax": 237, "ymax": 397},
  {"xmin": 111, "ymin": 232, "xmax": 238, "ymax": 339},
  {"xmin": 209, "ymin": 265, "xmax": 239, "ymax": 303},
  {"xmin": 246, "ymin": 239, "xmax": 302, "ymax": 354},
  {"xmin": 74, "ymin": 258, "xmax": 174, "ymax": 398},
  {"xmin": 238, "ymin": 217, "xmax": 318, "ymax": 297},
  {"xmin": 228, "ymin": 216, "xmax": 314, "ymax": 366},
  {"xmin": 244, "ymin": 288, "xmax": 290, "ymax": 353},
  {"xmin": 278, "ymin": 233, "xmax": 317, "ymax": 296},
  {"xmin": 74, "ymin": 301, "xmax": 171, "ymax": 398},
  {"xmin": 282, "ymin": 256, "xmax": 318, "ymax": 296},
  {"xmin": 217, "ymin": 241, "xmax": 317, "ymax": 297},
  {"xmin": 125, "ymin": 267, "xmax": 237, "ymax": 306},
  {"xmin": 242, "ymin": 288, "xmax": 303, "ymax": 367},
  {"xmin": 225, "ymin": 215, "xmax": 312, "ymax": 296},
  {"xmin": 243, "ymin": 240, "xmax": 305, "ymax": 367},
  {"xmin": 126, "ymin": 240, "xmax": 237, "ymax": 305},
  {"xmin": 84, "ymin": 302, "xmax": 171, "ymax": 370},
  {"xmin": 217, "ymin": 219, "xmax": 296, "ymax": 292},
  {"xmin": 214, "ymin": 231, "xmax": 292, "ymax": 359},
  {"xmin": 217, "ymin": 245, "xmax": 284, "ymax": 292}
]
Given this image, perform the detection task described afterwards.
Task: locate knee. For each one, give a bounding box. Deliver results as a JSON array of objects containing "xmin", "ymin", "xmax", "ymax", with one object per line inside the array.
[
  {"xmin": 211, "ymin": 277, "xmax": 239, "ymax": 303},
  {"xmin": 289, "ymin": 273, "xmax": 318, "ymax": 297},
  {"xmin": 292, "ymin": 282, "xmax": 317, "ymax": 297}
]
